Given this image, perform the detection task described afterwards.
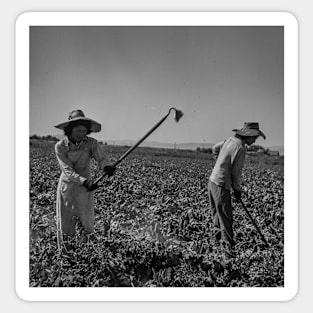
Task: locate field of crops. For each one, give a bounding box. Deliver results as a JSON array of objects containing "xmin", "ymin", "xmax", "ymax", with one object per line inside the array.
[{"xmin": 29, "ymin": 140, "xmax": 284, "ymax": 287}]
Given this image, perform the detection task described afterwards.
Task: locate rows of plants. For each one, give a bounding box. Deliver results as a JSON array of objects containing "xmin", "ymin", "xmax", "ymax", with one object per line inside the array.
[{"xmin": 29, "ymin": 142, "xmax": 284, "ymax": 287}]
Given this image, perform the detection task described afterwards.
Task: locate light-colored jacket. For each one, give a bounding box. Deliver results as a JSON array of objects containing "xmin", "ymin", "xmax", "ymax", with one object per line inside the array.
[
  {"xmin": 209, "ymin": 136, "xmax": 246, "ymax": 191},
  {"xmin": 55, "ymin": 136, "xmax": 108, "ymax": 239}
]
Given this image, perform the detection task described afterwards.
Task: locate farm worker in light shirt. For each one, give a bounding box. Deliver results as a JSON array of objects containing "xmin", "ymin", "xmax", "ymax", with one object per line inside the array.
[
  {"xmin": 208, "ymin": 122, "xmax": 266, "ymax": 252},
  {"xmin": 54, "ymin": 110, "xmax": 116, "ymax": 252}
]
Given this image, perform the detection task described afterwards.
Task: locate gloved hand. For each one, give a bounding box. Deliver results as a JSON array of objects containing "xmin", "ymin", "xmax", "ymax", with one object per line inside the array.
[
  {"xmin": 103, "ymin": 165, "xmax": 116, "ymax": 177},
  {"xmin": 233, "ymin": 189, "xmax": 242, "ymax": 201},
  {"xmin": 83, "ymin": 179, "xmax": 99, "ymax": 191}
]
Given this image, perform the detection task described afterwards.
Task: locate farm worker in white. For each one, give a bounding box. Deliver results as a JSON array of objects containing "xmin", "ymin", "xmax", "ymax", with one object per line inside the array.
[
  {"xmin": 54, "ymin": 110, "xmax": 116, "ymax": 252},
  {"xmin": 208, "ymin": 122, "xmax": 266, "ymax": 252}
]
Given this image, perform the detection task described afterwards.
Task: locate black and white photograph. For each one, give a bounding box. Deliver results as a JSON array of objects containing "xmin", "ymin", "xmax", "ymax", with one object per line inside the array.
[{"xmin": 16, "ymin": 12, "xmax": 298, "ymax": 301}]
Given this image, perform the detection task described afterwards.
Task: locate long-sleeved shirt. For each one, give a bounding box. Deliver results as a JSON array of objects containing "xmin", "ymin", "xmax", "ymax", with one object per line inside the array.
[
  {"xmin": 209, "ymin": 136, "xmax": 246, "ymax": 191},
  {"xmin": 55, "ymin": 136, "xmax": 108, "ymax": 185}
]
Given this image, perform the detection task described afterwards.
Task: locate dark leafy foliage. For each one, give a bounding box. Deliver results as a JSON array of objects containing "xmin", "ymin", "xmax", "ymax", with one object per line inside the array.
[{"xmin": 29, "ymin": 142, "xmax": 284, "ymax": 287}]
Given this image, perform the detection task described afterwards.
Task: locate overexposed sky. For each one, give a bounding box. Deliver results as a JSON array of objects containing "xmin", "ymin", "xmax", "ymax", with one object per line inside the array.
[{"xmin": 30, "ymin": 26, "xmax": 283, "ymax": 146}]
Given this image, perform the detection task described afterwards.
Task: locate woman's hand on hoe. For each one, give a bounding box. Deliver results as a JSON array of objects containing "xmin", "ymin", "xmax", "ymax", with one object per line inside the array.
[
  {"xmin": 83, "ymin": 165, "xmax": 116, "ymax": 191},
  {"xmin": 103, "ymin": 164, "xmax": 116, "ymax": 177},
  {"xmin": 83, "ymin": 178, "xmax": 99, "ymax": 191}
]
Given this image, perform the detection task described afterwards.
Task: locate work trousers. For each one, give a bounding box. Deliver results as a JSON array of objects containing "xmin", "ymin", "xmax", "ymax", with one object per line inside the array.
[{"xmin": 208, "ymin": 180, "xmax": 235, "ymax": 247}]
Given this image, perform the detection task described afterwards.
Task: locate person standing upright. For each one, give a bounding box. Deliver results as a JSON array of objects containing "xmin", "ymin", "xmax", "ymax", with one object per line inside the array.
[{"xmin": 54, "ymin": 109, "xmax": 116, "ymax": 252}]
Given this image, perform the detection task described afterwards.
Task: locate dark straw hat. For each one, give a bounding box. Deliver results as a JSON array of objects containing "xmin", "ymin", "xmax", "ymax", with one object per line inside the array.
[
  {"xmin": 233, "ymin": 122, "xmax": 266, "ymax": 139},
  {"xmin": 54, "ymin": 109, "xmax": 101, "ymax": 133}
]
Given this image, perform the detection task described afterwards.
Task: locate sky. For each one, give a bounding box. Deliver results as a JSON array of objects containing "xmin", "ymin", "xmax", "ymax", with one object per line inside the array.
[{"xmin": 30, "ymin": 26, "xmax": 284, "ymax": 147}]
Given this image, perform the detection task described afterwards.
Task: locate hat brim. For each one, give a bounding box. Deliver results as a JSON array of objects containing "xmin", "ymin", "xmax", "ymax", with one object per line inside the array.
[
  {"xmin": 233, "ymin": 128, "xmax": 266, "ymax": 139},
  {"xmin": 54, "ymin": 117, "xmax": 101, "ymax": 133}
]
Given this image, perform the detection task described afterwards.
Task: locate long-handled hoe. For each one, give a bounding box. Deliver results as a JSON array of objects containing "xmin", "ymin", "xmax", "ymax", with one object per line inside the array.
[
  {"xmin": 239, "ymin": 198, "xmax": 270, "ymax": 248},
  {"xmin": 94, "ymin": 107, "xmax": 184, "ymax": 185}
]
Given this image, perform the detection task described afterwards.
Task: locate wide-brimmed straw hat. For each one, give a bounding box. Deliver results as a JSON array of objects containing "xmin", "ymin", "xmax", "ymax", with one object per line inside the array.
[
  {"xmin": 233, "ymin": 122, "xmax": 266, "ymax": 139},
  {"xmin": 54, "ymin": 109, "xmax": 101, "ymax": 133}
]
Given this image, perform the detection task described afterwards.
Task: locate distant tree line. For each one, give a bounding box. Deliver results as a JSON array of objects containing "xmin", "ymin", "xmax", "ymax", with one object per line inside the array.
[
  {"xmin": 246, "ymin": 144, "xmax": 265, "ymax": 152},
  {"xmin": 196, "ymin": 147, "xmax": 213, "ymax": 154},
  {"xmin": 246, "ymin": 145, "xmax": 280, "ymax": 156},
  {"xmin": 196, "ymin": 144, "xmax": 276, "ymax": 155},
  {"xmin": 30, "ymin": 134, "xmax": 59, "ymax": 141},
  {"xmin": 98, "ymin": 141, "xmax": 108, "ymax": 146}
]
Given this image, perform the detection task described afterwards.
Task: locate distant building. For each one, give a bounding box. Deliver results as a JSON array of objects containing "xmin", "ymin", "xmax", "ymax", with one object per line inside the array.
[{"xmin": 267, "ymin": 150, "xmax": 280, "ymax": 156}]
